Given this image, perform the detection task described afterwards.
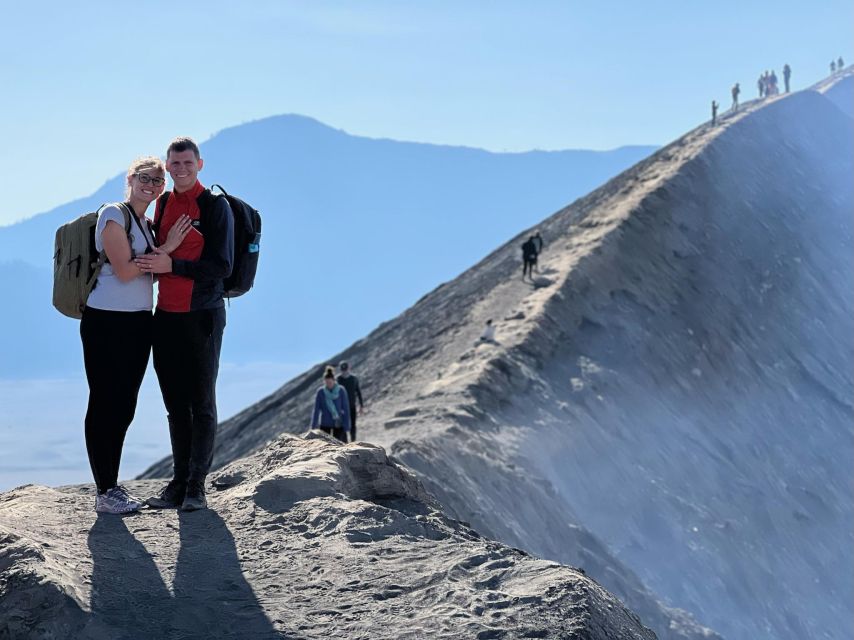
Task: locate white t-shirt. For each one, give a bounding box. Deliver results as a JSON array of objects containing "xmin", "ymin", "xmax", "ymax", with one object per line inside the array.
[{"xmin": 86, "ymin": 204, "xmax": 156, "ymax": 312}]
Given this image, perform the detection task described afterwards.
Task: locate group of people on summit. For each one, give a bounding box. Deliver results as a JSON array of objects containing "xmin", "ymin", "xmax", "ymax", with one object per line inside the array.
[
  {"xmin": 712, "ymin": 55, "xmax": 846, "ymax": 126},
  {"xmin": 757, "ymin": 66, "xmax": 787, "ymax": 98}
]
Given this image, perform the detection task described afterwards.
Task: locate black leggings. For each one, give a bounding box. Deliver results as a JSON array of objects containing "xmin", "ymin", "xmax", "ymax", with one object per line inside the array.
[{"xmin": 80, "ymin": 307, "xmax": 152, "ymax": 494}]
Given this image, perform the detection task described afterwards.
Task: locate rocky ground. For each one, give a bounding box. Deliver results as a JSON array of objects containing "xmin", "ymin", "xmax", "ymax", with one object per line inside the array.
[{"xmin": 0, "ymin": 433, "xmax": 657, "ymax": 639}]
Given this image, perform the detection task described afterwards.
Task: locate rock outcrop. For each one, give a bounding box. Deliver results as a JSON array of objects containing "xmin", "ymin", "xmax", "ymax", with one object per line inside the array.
[{"xmin": 0, "ymin": 434, "xmax": 657, "ymax": 639}]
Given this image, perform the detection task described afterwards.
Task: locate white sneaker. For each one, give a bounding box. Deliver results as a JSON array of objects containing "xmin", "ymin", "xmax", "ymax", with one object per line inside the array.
[
  {"xmin": 114, "ymin": 484, "xmax": 144, "ymax": 506},
  {"xmin": 95, "ymin": 487, "xmax": 142, "ymax": 514}
]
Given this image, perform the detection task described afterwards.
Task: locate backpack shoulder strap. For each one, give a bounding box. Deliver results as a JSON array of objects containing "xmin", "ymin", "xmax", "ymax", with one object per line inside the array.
[
  {"xmin": 196, "ymin": 187, "xmax": 226, "ymax": 228},
  {"xmin": 116, "ymin": 202, "xmax": 133, "ymax": 233}
]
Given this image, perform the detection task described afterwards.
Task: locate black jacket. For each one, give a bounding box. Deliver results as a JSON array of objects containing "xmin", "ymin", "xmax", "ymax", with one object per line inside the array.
[{"xmin": 336, "ymin": 374, "xmax": 364, "ymax": 410}]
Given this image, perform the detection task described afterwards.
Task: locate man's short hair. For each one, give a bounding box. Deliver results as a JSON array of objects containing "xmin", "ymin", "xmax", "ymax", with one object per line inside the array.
[{"xmin": 166, "ymin": 136, "xmax": 200, "ymax": 160}]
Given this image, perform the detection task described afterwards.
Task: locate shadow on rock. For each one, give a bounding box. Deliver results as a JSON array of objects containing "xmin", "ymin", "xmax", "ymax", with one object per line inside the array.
[{"xmin": 88, "ymin": 512, "xmax": 284, "ymax": 639}]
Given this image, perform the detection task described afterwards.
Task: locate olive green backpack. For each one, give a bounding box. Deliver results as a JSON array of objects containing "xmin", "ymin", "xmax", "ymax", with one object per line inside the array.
[{"xmin": 52, "ymin": 204, "xmax": 132, "ymax": 319}]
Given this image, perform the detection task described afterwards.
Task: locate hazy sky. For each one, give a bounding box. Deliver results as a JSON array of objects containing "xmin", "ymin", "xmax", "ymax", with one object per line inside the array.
[{"xmin": 1, "ymin": 0, "xmax": 851, "ymax": 225}]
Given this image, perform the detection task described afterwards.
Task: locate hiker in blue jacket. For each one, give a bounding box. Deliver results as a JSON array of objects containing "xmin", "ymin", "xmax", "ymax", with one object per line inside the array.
[{"xmin": 311, "ymin": 366, "xmax": 351, "ymax": 443}]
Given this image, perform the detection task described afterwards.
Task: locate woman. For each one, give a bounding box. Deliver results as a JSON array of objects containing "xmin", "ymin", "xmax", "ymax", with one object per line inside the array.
[
  {"xmin": 81, "ymin": 156, "xmax": 191, "ymax": 514},
  {"xmin": 311, "ymin": 366, "xmax": 351, "ymax": 443}
]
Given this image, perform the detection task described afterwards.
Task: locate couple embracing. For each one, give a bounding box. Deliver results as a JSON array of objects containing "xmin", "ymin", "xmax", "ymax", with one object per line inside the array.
[{"xmin": 81, "ymin": 137, "xmax": 233, "ymax": 515}]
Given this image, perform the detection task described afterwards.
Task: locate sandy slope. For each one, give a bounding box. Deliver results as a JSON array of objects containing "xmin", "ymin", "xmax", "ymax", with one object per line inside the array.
[
  {"xmin": 137, "ymin": 70, "xmax": 853, "ymax": 640},
  {"xmin": 0, "ymin": 433, "xmax": 656, "ymax": 640}
]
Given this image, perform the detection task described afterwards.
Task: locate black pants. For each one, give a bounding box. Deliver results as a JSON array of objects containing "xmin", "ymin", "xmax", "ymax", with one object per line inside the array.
[
  {"xmin": 523, "ymin": 259, "xmax": 535, "ymax": 277},
  {"xmin": 153, "ymin": 307, "xmax": 225, "ymax": 486},
  {"xmin": 81, "ymin": 307, "xmax": 152, "ymax": 494},
  {"xmin": 349, "ymin": 409, "xmax": 358, "ymax": 442},
  {"xmin": 318, "ymin": 426, "xmax": 348, "ymax": 443}
]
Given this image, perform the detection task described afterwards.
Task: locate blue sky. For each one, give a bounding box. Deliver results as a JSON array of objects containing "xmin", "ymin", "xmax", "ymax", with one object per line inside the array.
[{"xmin": 1, "ymin": 0, "xmax": 851, "ymax": 225}]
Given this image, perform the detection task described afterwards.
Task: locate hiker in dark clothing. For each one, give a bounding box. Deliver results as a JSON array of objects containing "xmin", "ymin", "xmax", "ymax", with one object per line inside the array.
[
  {"xmin": 839, "ymin": 57, "xmax": 845, "ymax": 70},
  {"xmin": 312, "ymin": 366, "xmax": 351, "ymax": 443},
  {"xmin": 532, "ymin": 232, "xmax": 544, "ymax": 272},
  {"xmin": 336, "ymin": 361, "xmax": 364, "ymax": 443},
  {"xmin": 521, "ymin": 236, "xmax": 537, "ymax": 280},
  {"xmin": 783, "ymin": 64, "xmax": 791, "ymax": 93},
  {"xmin": 757, "ymin": 75, "xmax": 765, "ymax": 98},
  {"xmin": 731, "ymin": 83, "xmax": 740, "ymax": 111},
  {"xmin": 769, "ymin": 70, "xmax": 778, "ymax": 95},
  {"xmin": 139, "ymin": 137, "xmax": 234, "ymax": 513},
  {"xmin": 831, "ymin": 60, "xmax": 837, "ymax": 75},
  {"xmin": 711, "ymin": 100, "xmax": 719, "ymax": 125}
]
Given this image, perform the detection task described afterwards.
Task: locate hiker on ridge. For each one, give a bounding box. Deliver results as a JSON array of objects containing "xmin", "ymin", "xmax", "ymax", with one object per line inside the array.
[
  {"xmin": 81, "ymin": 156, "xmax": 191, "ymax": 514},
  {"xmin": 757, "ymin": 74, "xmax": 765, "ymax": 98},
  {"xmin": 532, "ymin": 232, "xmax": 544, "ymax": 272},
  {"xmin": 521, "ymin": 236, "xmax": 538, "ymax": 280},
  {"xmin": 336, "ymin": 361, "xmax": 365, "ymax": 443},
  {"xmin": 731, "ymin": 83, "xmax": 740, "ymax": 111},
  {"xmin": 312, "ymin": 366, "xmax": 351, "ymax": 443},
  {"xmin": 711, "ymin": 100, "xmax": 719, "ymax": 126},
  {"xmin": 839, "ymin": 56, "xmax": 845, "ymax": 70},
  {"xmin": 769, "ymin": 70, "xmax": 778, "ymax": 95},
  {"xmin": 137, "ymin": 137, "xmax": 235, "ymax": 513},
  {"xmin": 478, "ymin": 319, "xmax": 498, "ymax": 344},
  {"xmin": 783, "ymin": 64, "xmax": 791, "ymax": 93},
  {"xmin": 831, "ymin": 60, "xmax": 837, "ymax": 75}
]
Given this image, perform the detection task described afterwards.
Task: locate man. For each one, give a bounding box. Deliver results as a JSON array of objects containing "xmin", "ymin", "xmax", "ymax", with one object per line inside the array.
[
  {"xmin": 336, "ymin": 362, "xmax": 364, "ymax": 443},
  {"xmin": 711, "ymin": 100, "xmax": 719, "ymax": 126},
  {"xmin": 731, "ymin": 83, "xmax": 740, "ymax": 111},
  {"xmin": 521, "ymin": 236, "xmax": 537, "ymax": 280},
  {"xmin": 135, "ymin": 137, "xmax": 234, "ymax": 511},
  {"xmin": 532, "ymin": 232, "xmax": 544, "ymax": 272},
  {"xmin": 783, "ymin": 64, "xmax": 791, "ymax": 93}
]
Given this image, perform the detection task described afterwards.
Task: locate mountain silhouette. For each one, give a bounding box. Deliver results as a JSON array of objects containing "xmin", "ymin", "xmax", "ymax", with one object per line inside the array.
[{"xmin": 0, "ymin": 115, "xmax": 654, "ymax": 377}]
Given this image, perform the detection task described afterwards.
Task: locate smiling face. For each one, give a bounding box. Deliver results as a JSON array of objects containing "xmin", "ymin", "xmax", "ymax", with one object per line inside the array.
[
  {"xmin": 166, "ymin": 149, "xmax": 203, "ymax": 193},
  {"xmin": 129, "ymin": 169, "xmax": 166, "ymax": 205},
  {"xmin": 324, "ymin": 377, "xmax": 336, "ymax": 389}
]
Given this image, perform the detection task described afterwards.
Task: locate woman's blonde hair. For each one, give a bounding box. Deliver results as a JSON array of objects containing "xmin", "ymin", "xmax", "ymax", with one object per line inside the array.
[{"xmin": 125, "ymin": 156, "xmax": 165, "ymax": 199}]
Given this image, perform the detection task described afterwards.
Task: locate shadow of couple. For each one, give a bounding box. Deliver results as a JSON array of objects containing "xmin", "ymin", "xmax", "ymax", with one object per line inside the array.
[{"xmin": 88, "ymin": 510, "xmax": 289, "ymax": 639}]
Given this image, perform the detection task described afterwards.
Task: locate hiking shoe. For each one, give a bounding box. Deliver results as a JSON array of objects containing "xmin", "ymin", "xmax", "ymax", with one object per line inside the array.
[
  {"xmin": 181, "ymin": 480, "xmax": 207, "ymax": 512},
  {"xmin": 145, "ymin": 479, "xmax": 186, "ymax": 509},
  {"xmin": 114, "ymin": 484, "xmax": 144, "ymax": 506},
  {"xmin": 95, "ymin": 487, "xmax": 142, "ymax": 515}
]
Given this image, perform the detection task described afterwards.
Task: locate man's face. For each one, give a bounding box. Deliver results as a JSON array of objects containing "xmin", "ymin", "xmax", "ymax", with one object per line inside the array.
[{"xmin": 166, "ymin": 149, "xmax": 203, "ymax": 192}]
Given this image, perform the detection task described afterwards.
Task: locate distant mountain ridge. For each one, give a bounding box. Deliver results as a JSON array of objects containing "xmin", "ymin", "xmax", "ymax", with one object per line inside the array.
[{"xmin": 0, "ymin": 114, "xmax": 655, "ymax": 377}]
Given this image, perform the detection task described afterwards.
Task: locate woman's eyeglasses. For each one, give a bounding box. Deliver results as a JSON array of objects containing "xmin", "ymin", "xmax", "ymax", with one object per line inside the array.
[{"xmin": 135, "ymin": 173, "xmax": 166, "ymax": 187}]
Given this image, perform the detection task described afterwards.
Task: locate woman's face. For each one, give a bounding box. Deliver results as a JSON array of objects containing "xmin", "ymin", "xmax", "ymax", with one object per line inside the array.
[
  {"xmin": 129, "ymin": 168, "xmax": 166, "ymax": 204},
  {"xmin": 324, "ymin": 377, "xmax": 335, "ymax": 389}
]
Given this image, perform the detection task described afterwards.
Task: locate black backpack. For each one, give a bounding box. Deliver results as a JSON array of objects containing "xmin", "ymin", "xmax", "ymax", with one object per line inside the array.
[
  {"xmin": 210, "ymin": 184, "xmax": 261, "ymax": 298},
  {"xmin": 154, "ymin": 184, "xmax": 261, "ymax": 299}
]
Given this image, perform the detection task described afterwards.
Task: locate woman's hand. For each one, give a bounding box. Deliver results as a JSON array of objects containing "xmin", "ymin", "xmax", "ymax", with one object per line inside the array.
[
  {"xmin": 159, "ymin": 215, "xmax": 192, "ymax": 254},
  {"xmin": 135, "ymin": 250, "xmax": 173, "ymax": 274}
]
